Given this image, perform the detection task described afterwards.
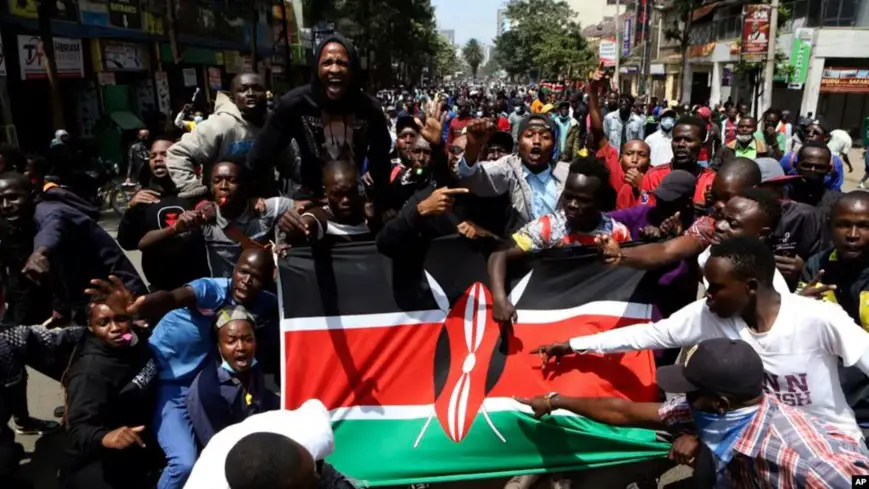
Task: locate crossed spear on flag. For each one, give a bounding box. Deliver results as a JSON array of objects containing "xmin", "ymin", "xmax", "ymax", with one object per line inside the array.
[{"xmin": 412, "ymin": 272, "xmax": 533, "ymax": 448}]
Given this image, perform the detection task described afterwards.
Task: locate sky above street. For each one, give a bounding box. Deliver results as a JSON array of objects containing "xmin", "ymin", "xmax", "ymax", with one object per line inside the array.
[{"xmin": 431, "ymin": 0, "xmax": 500, "ymax": 45}]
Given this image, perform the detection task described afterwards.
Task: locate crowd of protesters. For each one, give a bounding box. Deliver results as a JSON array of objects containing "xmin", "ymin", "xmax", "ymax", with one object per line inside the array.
[{"xmin": 0, "ymin": 33, "xmax": 867, "ymax": 489}]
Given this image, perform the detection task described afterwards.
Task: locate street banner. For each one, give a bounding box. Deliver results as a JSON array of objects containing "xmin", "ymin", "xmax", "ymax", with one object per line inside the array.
[
  {"xmin": 820, "ymin": 68, "xmax": 869, "ymax": 94},
  {"xmin": 599, "ymin": 39, "xmax": 618, "ymax": 67},
  {"xmin": 623, "ymin": 18, "xmax": 632, "ymax": 57},
  {"xmin": 280, "ymin": 239, "xmax": 668, "ymax": 486},
  {"xmin": 788, "ymin": 28, "xmax": 814, "ymax": 89},
  {"xmin": 17, "ymin": 35, "xmax": 84, "ymax": 80},
  {"xmin": 741, "ymin": 4, "xmax": 771, "ymax": 63}
]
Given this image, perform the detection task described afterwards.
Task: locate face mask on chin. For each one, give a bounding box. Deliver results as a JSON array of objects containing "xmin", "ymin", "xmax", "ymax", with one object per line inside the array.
[
  {"xmin": 736, "ymin": 134, "xmax": 753, "ymax": 144},
  {"xmin": 690, "ymin": 404, "xmax": 759, "ymax": 468}
]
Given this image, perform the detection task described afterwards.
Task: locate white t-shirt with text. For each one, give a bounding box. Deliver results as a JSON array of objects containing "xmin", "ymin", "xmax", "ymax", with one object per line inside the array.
[{"xmin": 569, "ymin": 293, "xmax": 869, "ymax": 441}]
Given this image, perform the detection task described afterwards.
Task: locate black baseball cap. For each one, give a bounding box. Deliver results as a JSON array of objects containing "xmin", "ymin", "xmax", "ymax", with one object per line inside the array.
[
  {"xmin": 657, "ymin": 338, "xmax": 764, "ymax": 399},
  {"xmin": 517, "ymin": 114, "xmax": 556, "ymax": 138},
  {"xmin": 653, "ymin": 170, "xmax": 697, "ymax": 202}
]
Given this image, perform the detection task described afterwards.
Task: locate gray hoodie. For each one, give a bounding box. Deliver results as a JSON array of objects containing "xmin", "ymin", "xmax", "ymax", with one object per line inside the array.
[{"xmin": 167, "ymin": 91, "xmax": 280, "ymax": 198}]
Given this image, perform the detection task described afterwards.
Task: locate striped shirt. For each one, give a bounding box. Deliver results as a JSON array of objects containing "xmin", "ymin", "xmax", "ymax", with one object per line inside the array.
[
  {"xmin": 659, "ymin": 395, "xmax": 869, "ymax": 488},
  {"xmin": 512, "ymin": 210, "xmax": 630, "ymax": 253}
]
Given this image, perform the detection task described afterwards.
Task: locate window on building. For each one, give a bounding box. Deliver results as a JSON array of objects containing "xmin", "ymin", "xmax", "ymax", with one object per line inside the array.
[{"xmin": 781, "ymin": 0, "xmax": 859, "ymax": 28}]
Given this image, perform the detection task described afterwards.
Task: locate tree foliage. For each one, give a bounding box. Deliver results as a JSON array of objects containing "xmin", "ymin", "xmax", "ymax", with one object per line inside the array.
[
  {"xmin": 493, "ymin": 0, "xmax": 595, "ymax": 80},
  {"xmin": 433, "ymin": 35, "xmax": 460, "ymax": 80},
  {"xmin": 462, "ymin": 39, "xmax": 485, "ymax": 79}
]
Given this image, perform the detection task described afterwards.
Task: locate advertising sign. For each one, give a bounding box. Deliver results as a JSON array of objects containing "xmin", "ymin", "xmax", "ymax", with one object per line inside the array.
[
  {"xmin": 599, "ymin": 40, "xmax": 617, "ymax": 68},
  {"xmin": 8, "ymin": 0, "xmax": 78, "ymax": 21},
  {"xmin": 820, "ymin": 68, "xmax": 869, "ymax": 94},
  {"xmin": 788, "ymin": 28, "xmax": 813, "ymax": 88},
  {"xmin": 741, "ymin": 4, "xmax": 771, "ymax": 63},
  {"xmin": 103, "ymin": 41, "xmax": 147, "ymax": 71},
  {"xmin": 622, "ymin": 18, "xmax": 632, "ymax": 57},
  {"xmin": 17, "ymin": 35, "xmax": 84, "ymax": 80}
]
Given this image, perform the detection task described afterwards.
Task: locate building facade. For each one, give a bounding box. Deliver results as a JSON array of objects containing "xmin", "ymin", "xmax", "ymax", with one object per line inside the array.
[
  {"xmin": 648, "ymin": 0, "xmax": 869, "ymax": 136},
  {"xmin": 439, "ymin": 29, "xmax": 455, "ymax": 45},
  {"xmin": 567, "ymin": 0, "xmax": 621, "ymax": 29}
]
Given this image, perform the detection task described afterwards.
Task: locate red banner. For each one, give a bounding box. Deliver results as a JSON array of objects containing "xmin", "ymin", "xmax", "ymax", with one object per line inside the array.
[
  {"xmin": 820, "ymin": 68, "xmax": 869, "ymax": 93},
  {"xmin": 741, "ymin": 4, "xmax": 771, "ymax": 63}
]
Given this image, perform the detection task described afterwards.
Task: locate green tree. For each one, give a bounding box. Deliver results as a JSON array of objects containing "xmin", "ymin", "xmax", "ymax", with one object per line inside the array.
[
  {"xmin": 433, "ymin": 35, "xmax": 459, "ymax": 80},
  {"xmin": 494, "ymin": 0, "xmax": 595, "ymax": 81},
  {"xmin": 462, "ymin": 39, "xmax": 485, "ymax": 79}
]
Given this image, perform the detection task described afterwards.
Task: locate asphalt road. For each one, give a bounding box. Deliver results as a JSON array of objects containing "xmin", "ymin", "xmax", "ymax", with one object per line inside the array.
[{"xmin": 12, "ymin": 154, "xmax": 866, "ymax": 488}]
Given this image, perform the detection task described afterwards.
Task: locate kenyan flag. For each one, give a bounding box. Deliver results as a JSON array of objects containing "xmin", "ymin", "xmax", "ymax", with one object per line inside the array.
[{"xmin": 279, "ymin": 239, "xmax": 669, "ymax": 487}]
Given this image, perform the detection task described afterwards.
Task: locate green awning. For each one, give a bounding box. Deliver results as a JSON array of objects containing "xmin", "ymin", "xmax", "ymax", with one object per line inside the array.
[{"xmin": 110, "ymin": 111, "xmax": 144, "ymax": 130}]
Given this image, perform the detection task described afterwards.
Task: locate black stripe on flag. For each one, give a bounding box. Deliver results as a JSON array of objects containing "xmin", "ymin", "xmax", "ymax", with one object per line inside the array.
[{"xmin": 280, "ymin": 238, "xmax": 653, "ymax": 319}]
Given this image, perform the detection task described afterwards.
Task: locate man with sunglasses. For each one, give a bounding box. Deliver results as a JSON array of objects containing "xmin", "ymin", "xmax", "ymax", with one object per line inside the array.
[{"xmin": 780, "ymin": 122, "xmax": 844, "ymax": 191}]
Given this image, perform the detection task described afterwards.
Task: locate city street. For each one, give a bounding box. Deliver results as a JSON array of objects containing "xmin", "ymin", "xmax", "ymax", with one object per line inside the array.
[{"xmin": 12, "ymin": 151, "xmax": 865, "ymax": 488}]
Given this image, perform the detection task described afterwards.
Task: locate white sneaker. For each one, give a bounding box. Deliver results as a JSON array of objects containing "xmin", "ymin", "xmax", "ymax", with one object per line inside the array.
[{"xmin": 505, "ymin": 474, "xmax": 541, "ymax": 489}]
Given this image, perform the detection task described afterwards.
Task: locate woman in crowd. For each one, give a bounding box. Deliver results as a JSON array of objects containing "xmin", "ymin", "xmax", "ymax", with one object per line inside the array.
[
  {"xmin": 186, "ymin": 305, "xmax": 278, "ymax": 447},
  {"xmin": 62, "ymin": 277, "xmax": 159, "ymax": 489}
]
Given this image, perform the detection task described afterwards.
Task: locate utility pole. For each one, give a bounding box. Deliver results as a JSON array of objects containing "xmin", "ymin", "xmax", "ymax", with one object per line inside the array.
[
  {"xmin": 760, "ymin": 0, "xmax": 780, "ymax": 114},
  {"xmin": 614, "ymin": 0, "xmax": 622, "ymax": 87}
]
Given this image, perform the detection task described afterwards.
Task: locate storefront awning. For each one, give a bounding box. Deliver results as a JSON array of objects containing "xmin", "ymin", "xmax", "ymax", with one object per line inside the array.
[
  {"xmin": 110, "ymin": 111, "xmax": 144, "ymax": 131},
  {"xmin": 692, "ymin": 1, "xmax": 724, "ymax": 22}
]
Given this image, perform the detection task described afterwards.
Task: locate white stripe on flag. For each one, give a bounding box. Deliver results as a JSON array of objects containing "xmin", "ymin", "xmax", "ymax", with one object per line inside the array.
[
  {"xmin": 281, "ymin": 301, "xmax": 651, "ymax": 332},
  {"xmin": 517, "ymin": 301, "xmax": 653, "ymax": 324},
  {"xmin": 329, "ymin": 397, "xmax": 580, "ymax": 422}
]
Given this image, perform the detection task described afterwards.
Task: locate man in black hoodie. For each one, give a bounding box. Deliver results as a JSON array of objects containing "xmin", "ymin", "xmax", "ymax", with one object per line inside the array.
[
  {"xmin": 117, "ymin": 136, "xmax": 210, "ymax": 292},
  {"xmin": 247, "ymin": 34, "xmax": 391, "ymax": 210}
]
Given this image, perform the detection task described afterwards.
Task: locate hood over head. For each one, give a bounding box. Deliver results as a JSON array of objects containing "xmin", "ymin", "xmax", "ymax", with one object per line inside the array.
[
  {"xmin": 38, "ymin": 186, "xmax": 101, "ymax": 220},
  {"xmin": 311, "ymin": 33, "xmax": 363, "ymax": 114},
  {"xmin": 212, "ymin": 91, "xmax": 245, "ymax": 121}
]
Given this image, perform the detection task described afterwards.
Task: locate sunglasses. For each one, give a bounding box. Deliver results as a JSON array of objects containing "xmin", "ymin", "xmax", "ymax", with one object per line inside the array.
[{"xmin": 449, "ymin": 146, "xmax": 464, "ymax": 155}]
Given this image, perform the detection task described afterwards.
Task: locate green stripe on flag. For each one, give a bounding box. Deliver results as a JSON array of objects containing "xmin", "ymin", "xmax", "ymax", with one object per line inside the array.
[{"xmin": 329, "ymin": 411, "xmax": 670, "ymax": 487}]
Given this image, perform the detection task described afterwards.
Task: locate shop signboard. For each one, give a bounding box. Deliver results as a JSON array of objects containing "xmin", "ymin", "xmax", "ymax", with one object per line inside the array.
[
  {"xmin": 8, "ymin": 0, "xmax": 78, "ymax": 21},
  {"xmin": 208, "ymin": 67, "xmax": 222, "ymax": 91},
  {"xmin": 622, "ymin": 18, "xmax": 632, "ymax": 57},
  {"xmin": 182, "ymin": 68, "xmax": 198, "ymax": 88},
  {"xmin": 154, "ymin": 71, "xmax": 171, "ymax": 115},
  {"xmin": 103, "ymin": 41, "xmax": 147, "ymax": 71},
  {"xmin": 788, "ymin": 28, "xmax": 813, "ymax": 89},
  {"xmin": 108, "ymin": 0, "xmax": 142, "ymax": 30},
  {"xmin": 17, "ymin": 35, "xmax": 84, "ymax": 80},
  {"xmin": 599, "ymin": 39, "xmax": 617, "ymax": 68},
  {"xmin": 741, "ymin": 4, "xmax": 771, "ymax": 63},
  {"xmin": 820, "ymin": 68, "xmax": 869, "ymax": 94}
]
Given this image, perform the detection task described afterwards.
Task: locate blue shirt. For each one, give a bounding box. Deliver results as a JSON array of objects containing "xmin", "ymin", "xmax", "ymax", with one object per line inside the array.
[
  {"xmin": 779, "ymin": 152, "xmax": 844, "ymax": 191},
  {"xmin": 148, "ymin": 278, "xmax": 278, "ymax": 382},
  {"xmin": 523, "ymin": 165, "xmax": 557, "ymax": 219}
]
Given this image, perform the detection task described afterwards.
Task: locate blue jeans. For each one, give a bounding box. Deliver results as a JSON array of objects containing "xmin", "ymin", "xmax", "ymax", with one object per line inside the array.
[{"xmin": 154, "ymin": 382, "xmax": 197, "ymax": 489}]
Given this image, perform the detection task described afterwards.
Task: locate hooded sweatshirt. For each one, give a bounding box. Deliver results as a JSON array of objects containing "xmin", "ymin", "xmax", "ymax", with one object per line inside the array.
[
  {"xmin": 64, "ymin": 332, "xmax": 157, "ymax": 478},
  {"xmin": 247, "ymin": 34, "xmax": 392, "ymax": 206},
  {"xmin": 34, "ymin": 187, "xmax": 147, "ymax": 316},
  {"xmin": 166, "ymin": 91, "xmax": 275, "ymax": 199}
]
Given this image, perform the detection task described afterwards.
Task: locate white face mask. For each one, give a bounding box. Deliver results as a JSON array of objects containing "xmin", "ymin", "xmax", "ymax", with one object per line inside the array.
[{"xmin": 736, "ymin": 134, "xmax": 753, "ymax": 144}]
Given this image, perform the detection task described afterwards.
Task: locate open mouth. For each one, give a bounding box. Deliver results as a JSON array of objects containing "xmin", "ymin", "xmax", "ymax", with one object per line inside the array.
[
  {"xmin": 233, "ymin": 356, "xmax": 251, "ymax": 368},
  {"xmin": 325, "ymin": 79, "xmax": 345, "ymax": 97}
]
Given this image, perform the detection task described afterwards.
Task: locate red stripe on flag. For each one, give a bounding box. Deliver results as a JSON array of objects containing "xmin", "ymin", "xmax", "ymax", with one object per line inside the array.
[{"xmin": 283, "ymin": 312, "xmax": 657, "ymax": 411}]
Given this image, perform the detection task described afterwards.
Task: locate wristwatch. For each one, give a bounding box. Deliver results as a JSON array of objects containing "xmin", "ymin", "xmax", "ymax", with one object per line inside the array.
[{"xmin": 544, "ymin": 392, "xmax": 559, "ymax": 413}]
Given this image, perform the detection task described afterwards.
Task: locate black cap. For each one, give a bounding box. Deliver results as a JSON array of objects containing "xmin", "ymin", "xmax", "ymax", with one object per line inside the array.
[
  {"xmin": 653, "ymin": 170, "xmax": 697, "ymax": 202},
  {"xmin": 517, "ymin": 114, "xmax": 556, "ymax": 138},
  {"xmin": 660, "ymin": 108, "xmax": 677, "ymax": 119},
  {"xmin": 657, "ymin": 338, "xmax": 764, "ymax": 400},
  {"xmin": 396, "ymin": 115, "xmax": 419, "ymax": 135}
]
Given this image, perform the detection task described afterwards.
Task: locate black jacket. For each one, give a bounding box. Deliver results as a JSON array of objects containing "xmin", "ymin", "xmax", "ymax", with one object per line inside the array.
[
  {"xmin": 377, "ymin": 183, "xmax": 520, "ymax": 259},
  {"xmin": 247, "ymin": 34, "xmax": 391, "ymax": 205},
  {"xmin": 64, "ymin": 333, "xmax": 157, "ymax": 476},
  {"xmin": 116, "ymin": 191, "xmax": 209, "ymax": 292}
]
